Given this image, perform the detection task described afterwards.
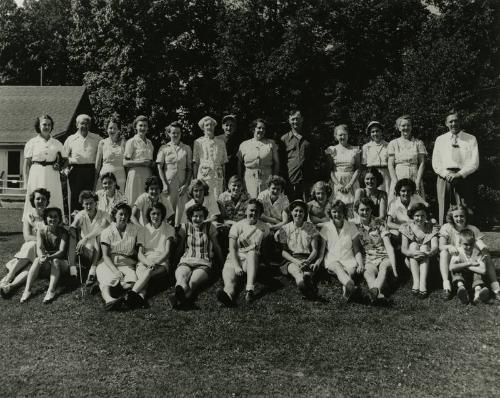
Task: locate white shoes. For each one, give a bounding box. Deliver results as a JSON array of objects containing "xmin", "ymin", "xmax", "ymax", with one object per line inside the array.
[
  {"xmin": 43, "ymin": 290, "xmax": 56, "ymax": 304},
  {"xmin": 20, "ymin": 290, "xmax": 31, "ymax": 303}
]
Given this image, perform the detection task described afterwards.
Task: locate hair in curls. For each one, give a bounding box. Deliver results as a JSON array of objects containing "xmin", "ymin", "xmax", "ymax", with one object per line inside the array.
[
  {"xmin": 111, "ymin": 202, "xmax": 132, "ymax": 223},
  {"xmin": 289, "ymin": 200, "xmax": 309, "ymax": 219},
  {"xmin": 144, "ymin": 176, "xmax": 163, "ymax": 192},
  {"xmin": 334, "ymin": 124, "xmax": 349, "ymax": 137},
  {"xmin": 246, "ymin": 198, "xmax": 264, "ymax": 216},
  {"xmin": 42, "ymin": 207, "xmax": 63, "ymax": 225},
  {"xmin": 310, "ymin": 181, "xmax": 333, "ymax": 200},
  {"xmin": 445, "ymin": 204, "xmax": 471, "ymax": 226},
  {"xmin": 165, "ymin": 121, "xmax": 183, "ymax": 135},
  {"xmin": 329, "ymin": 200, "xmax": 348, "ymax": 219},
  {"xmin": 249, "ymin": 118, "xmax": 267, "ymax": 133},
  {"xmin": 395, "ymin": 115, "xmax": 412, "ymax": 130},
  {"xmin": 407, "ymin": 202, "xmax": 429, "ymax": 219},
  {"xmin": 186, "ymin": 204, "xmax": 208, "ymax": 221},
  {"xmin": 394, "ymin": 178, "xmax": 416, "ymax": 196},
  {"xmin": 133, "ymin": 115, "xmax": 148, "ymax": 130},
  {"xmin": 105, "ymin": 116, "xmax": 121, "ymax": 130},
  {"xmin": 188, "ymin": 179, "xmax": 209, "ymax": 198},
  {"xmin": 266, "ymin": 175, "xmax": 286, "ymax": 189},
  {"xmin": 354, "ymin": 197, "xmax": 375, "ymax": 214},
  {"xmin": 34, "ymin": 115, "xmax": 54, "ymax": 134},
  {"xmin": 360, "ymin": 167, "xmax": 384, "ymax": 188},
  {"xmin": 78, "ymin": 190, "xmax": 98, "ymax": 204},
  {"xmin": 146, "ymin": 202, "xmax": 167, "ymax": 224},
  {"xmin": 100, "ymin": 172, "xmax": 120, "ymax": 191},
  {"xmin": 29, "ymin": 188, "xmax": 50, "ymax": 208}
]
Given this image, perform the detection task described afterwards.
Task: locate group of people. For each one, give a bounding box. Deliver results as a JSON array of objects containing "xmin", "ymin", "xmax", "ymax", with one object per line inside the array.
[{"xmin": 0, "ymin": 109, "xmax": 497, "ymax": 310}]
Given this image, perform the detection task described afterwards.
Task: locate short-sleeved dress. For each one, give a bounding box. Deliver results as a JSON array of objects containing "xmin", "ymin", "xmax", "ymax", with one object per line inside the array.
[
  {"xmin": 307, "ymin": 199, "xmax": 331, "ymax": 225},
  {"xmin": 325, "ymin": 144, "xmax": 360, "ymax": 205},
  {"xmin": 439, "ymin": 223, "xmax": 483, "ymax": 248},
  {"xmin": 319, "ymin": 220, "xmax": 359, "ymax": 272},
  {"xmin": 39, "ymin": 225, "xmax": 68, "ymax": 257},
  {"xmin": 399, "ymin": 221, "xmax": 437, "ymax": 252},
  {"xmin": 193, "ymin": 136, "xmax": 228, "ymax": 216},
  {"xmin": 98, "ymin": 138, "xmax": 126, "ymax": 191},
  {"xmin": 179, "ymin": 222, "xmax": 217, "ymax": 270},
  {"xmin": 356, "ymin": 188, "xmax": 387, "ymax": 218},
  {"xmin": 124, "ymin": 135, "xmax": 154, "ymax": 205},
  {"xmin": 134, "ymin": 192, "xmax": 174, "ymax": 226},
  {"xmin": 276, "ymin": 221, "xmax": 318, "ymax": 272},
  {"xmin": 362, "ymin": 140, "xmax": 390, "ymax": 193},
  {"xmin": 258, "ymin": 190, "xmax": 290, "ymax": 222},
  {"xmin": 218, "ymin": 190, "xmax": 250, "ymax": 223},
  {"xmin": 23, "ymin": 135, "xmax": 67, "ymax": 220},
  {"xmin": 156, "ymin": 141, "xmax": 192, "ymax": 226},
  {"xmin": 355, "ymin": 218, "xmax": 390, "ymax": 267},
  {"xmin": 14, "ymin": 209, "xmax": 45, "ymax": 262},
  {"xmin": 238, "ymin": 138, "xmax": 277, "ymax": 198},
  {"xmin": 225, "ymin": 219, "xmax": 270, "ymax": 271},
  {"xmin": 96, "ymin": 189, "xmax": 127, "ymax": 216},
  {"xmin": 138, "ymin": 222, "xmax": 175, "ymax": 267},
  {"xmin": 387, "ymin": 137, "xmax": 427, "ymax": 200}
]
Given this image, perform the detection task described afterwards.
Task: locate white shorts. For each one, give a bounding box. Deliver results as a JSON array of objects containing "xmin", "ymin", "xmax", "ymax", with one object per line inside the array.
[
  {"xmin": 135, "ymin": 263, "xmax": 168, "ymax": 279},
  {"xmin": 96, "ymin": 255, "xmax": 137, "ymax": 287},
  {"xmin": 325, "ymin": 258, "xmax": 357, "ymax": 275}
]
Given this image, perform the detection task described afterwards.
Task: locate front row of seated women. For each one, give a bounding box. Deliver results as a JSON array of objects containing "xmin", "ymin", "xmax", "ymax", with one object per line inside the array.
[{"xmin": 1, "ymin": 172, "xmax": 499, "ymax": 309}]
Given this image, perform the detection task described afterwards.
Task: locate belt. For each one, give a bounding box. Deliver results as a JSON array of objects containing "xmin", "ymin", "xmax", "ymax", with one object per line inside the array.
[
  {"xmin": 32, "ymin": 161, "xmax": 55, "ymax": 166},
  {"xmin": 446, "ymin": 168, "xmax": 460, "ymax": 172},
  {"xmin": 72, "ymin": 163, "xmax": 94, "ymax": 167}
]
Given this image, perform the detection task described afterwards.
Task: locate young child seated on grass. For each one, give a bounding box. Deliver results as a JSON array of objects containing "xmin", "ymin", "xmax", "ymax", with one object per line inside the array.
[
  {"xmin": 318, "ymin": 200, "xmax": 364, "ymax": 301},
  {"xmin": 125, "ymin": 202, "xmax": 175, "ymax": 309},
  {"xmin": 449, "ymin": 229, "xmax": 491, "ymax": 305},
  {"xmin": 169, "ymin": 204, "xmax": 223, "ymax": 309},
  {"xmin": 276, "ymin": 200, "xmax": 321, "ymax": 299},
  {"xmin": 307, "ymin": 181, "xmax": 332, "ymax": 225},
  {"xmin": 180, "ymin": 179, "xmax": 220, "ymax": 224},
  {"xmin": 400, "ymin": 203, "xmax": 439, "ymax": 299},
  {"xmin": 216, "ymin": 199, "xmax": 270, "ymax": 306},
  {"xmin": 21, "ymin": 207, "xmax": 69, "ymax": 303},
  {"xmin": 96, "ymin": 203, "xmax": 141, "ymax": 311},
  {"xmin": 1, "ymin": 188, "xmax": 49, "ymax": 298},
  {"xmin": 257, "ymin": 175, "xmax": 290, "ymax": 231},
  {"xmin": 68, "ymin": 190, "xmax": 110, "ymax": 287},
  {"xmin": 439, "ymin": 204, "xmax": 499, "ymax": 301},
  {"xmin": 131, "ymin": 176, "xmax": 174, "ymax": 226},
  {"xmin": 354, "ymin": 198, "xmax": 397, "ymax": 304}
]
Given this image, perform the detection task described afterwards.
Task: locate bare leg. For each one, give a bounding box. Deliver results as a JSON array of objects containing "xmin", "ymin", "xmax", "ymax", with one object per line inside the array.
[
  {"xmin": 21, "ymin": 258, "xmax": 43, "ymax": 302},
  {"xmin": 4, "ymin": 258, "xmax": 31, "ymax": 284},
  {"xmin": 364, "ymin": 267, "xmax": 377, "ymax": 289},
  {"xmin": 175, "ymin": 266, "xmax": 193, "ymax": 295},
  {"xmin": 287, "ymin": 263, "xmax": 304, "ymax": 286},
  {"xmin": 419, "ymin": 260, "xmax": 429, "ymax": 292},
  {"xmin": 409, "ymin": 258, "xmax": 420, "ymax": 291},
  {"xmin": 439, "ymin": 250, "xmax": 451, "ymax": 290},
  {"xmin": 99, "ymin": 284, "xmax": 115, "ymax": 303},
  {"xmin": 134, "ymin": 267, "xmax": 166, "ymax": 297},
  {"xmin": 222, "ymin": 265, "xmax": 239, "ymax": 299},
  {"xmin": 330, "ymin": 261, "xmax": 352, "ymax": 286},
  {"xmin": 244, "ymin": 251, "xmax": 258, "ymax": 291},
  {"xmin": 187, "ymin": 268, "xmax": 210, "ymax": 299}
]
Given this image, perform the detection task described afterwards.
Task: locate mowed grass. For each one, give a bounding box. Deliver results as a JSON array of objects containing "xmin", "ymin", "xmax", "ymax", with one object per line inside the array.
[{"xmin": 0, "ymin": 209, "xmax": 499, "ymax": 397}]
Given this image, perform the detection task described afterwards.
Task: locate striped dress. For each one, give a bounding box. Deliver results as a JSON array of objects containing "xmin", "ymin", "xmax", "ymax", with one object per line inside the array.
[{"xmin": 179, "ymin": 222, "xmax": 215, "ymax": 267}]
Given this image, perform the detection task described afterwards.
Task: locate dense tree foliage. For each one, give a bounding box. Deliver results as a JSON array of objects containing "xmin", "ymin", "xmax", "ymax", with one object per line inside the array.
[{"xmin": 1, "ymin": 0, "xmax": 498, "ymax": 223}]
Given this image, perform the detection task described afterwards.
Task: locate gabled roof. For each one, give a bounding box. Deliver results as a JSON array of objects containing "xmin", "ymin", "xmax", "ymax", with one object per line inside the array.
[{"xmin": 0, "ymin": 86, "xmax": 89, "ymax": 144}]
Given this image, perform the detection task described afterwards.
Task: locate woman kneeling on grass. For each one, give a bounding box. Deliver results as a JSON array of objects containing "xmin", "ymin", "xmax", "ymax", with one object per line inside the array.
[
  {"xmin": 21, "ymin": 207, "xmax": 69, "ymax": 303},
  {"xmin": 96, "ymin": 203, "xmax": 141, "ymax": 311},
  {"xmin": 216, "ymin": 199, "xmax": 270, "ymax": 306},
  {"xmin": 125, "ymin": 203, "xmax": 175, "ymax": 309},
  {"xmin": 354, "ymin": 198, "xmax": 398, "ymax": 304},
  {"xmin": 169, "ymin": 204, "xmax": 223, "ymax": 309},
  {"xmin": 400, "ymin": 203, "xmax": 439, "ymax": 299},
  {"xmin": 318, "ymin": 200, "xmax": 364, "ymax": 301},
  {"xmin": 1, "ymin": 188, "xmax": 50, "ymax": 298},
  {"xmin": 276, "ymin": 200, "xmax": 321, "ymax": 299}
]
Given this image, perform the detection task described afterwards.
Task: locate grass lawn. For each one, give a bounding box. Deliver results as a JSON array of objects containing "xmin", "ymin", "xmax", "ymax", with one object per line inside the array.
[{"xmin": 0, "ymin": 208, "xmax": 499, "ymax": 397}]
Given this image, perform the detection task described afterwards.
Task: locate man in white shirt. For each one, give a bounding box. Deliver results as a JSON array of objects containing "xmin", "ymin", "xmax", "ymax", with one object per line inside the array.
[
  {"xmin": 64, "ymin": 114, "xmax": 102, "ymax": 213},
  {"xmin": 432, "ymin": 111, "xmax": 479, "ymax": 224}
]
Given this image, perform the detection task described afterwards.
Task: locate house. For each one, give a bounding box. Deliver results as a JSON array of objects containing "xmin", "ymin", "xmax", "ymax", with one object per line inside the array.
[{"xmin": 0, "ymin": 86, "xmax": 92, "ymax": 203}]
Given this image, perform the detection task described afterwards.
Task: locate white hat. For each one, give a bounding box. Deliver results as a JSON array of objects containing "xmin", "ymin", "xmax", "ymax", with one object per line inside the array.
[{"xmin": 198, "ymin": 116, "xmax": 217, "ymax": 129}]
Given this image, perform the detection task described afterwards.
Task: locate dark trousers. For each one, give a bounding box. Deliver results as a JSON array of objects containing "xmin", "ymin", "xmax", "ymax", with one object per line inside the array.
[
  {"xmin": 68, "ymin": 164, "xmax": 96, "ymax": 213},
  {"xmin": 436, "ymin": 172, "xmax": 471, "ymax": 225},
  {"xmin": 286, "ymin": 181, "xmax": 309, "ymax": 202}
]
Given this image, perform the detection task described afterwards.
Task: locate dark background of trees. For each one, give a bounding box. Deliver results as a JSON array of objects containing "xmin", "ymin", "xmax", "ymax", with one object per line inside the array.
[{"xmin": 1, "ymin": 0, "xmax": 499, "ymax": 225}]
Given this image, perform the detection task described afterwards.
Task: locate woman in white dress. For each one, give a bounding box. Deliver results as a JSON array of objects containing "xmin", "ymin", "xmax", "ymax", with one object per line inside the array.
[
  {"xmin": 94, "ymin": 117, "xmax": 126, "ymax": 191},
  {"xmin": 325, "ymin": 124, "xmax": 361, "ymax": 216},
  {"xmin": 23, "ymin": 115, "xmax": 67, "ymax": 220}
]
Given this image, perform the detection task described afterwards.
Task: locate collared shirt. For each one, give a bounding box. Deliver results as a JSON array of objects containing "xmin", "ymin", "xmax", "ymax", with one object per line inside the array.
[
  {"xmin": 399, "ymin": 221, "xmax": 438, "ymax": 245},
  {"xmin": 319, "ymin": 220, "xmax": 359, "ymax": 264},
  {"xmin": 257, "ymin": 189, "xmax": 290, "ymax": 221},
  {"xmin": 100, "ymin": 223, "xmax": 141, "ymax": 257},
  {"xmin": 355, "ymin": 218, "xmax": 390, "ymax": 262},
  {"xmin": 124, "ymin": 134, "xmax": 154, "ymax": 162},
  {"xmin": 138, "ymin": 222, "xmax": 175, "ymax": 265},
  {"xmin": 71, "ymin": 209, "xmax": 110, "ymax": 250},
  {"xmin": 96, "ymin": 189, "xmax": 127, "ymax": 215},
  {"xmin": 362, "ymin": 140, "xmax": 389, "ymax": 167},
  {"xmin": 276, "ymin": 221, "xmax": 318, "ymax": 255},
  {"xmin": 218, "ymin": 190, "xmax": 250, "ymax": 222},
  {"xmin": 64, "ymin": 132, "xmax": 102, "ymax": 164},
  {"xmin": 432, "ymin": 131, "xmax": 479, "ymax": 178},
  {"xmin": 193, "ymin": 136, "xmax": 228, "ymax": 175},
  {"xmin": 228, "ymin": 219, "xmax": 270, "ymax": 254},
  {"xmin": 387, "ymin": 194, "xmax": 427, "ymax": 225},
  {"xmin": 134, "ymin": 192, "xmax": 174, "ymax": 226},
  {"xmin": 280, "ymin": 131, "xmax": 311, "ymax": 184},
  {"xmin": 25, "ymin": 135, "xmax": 67, "ymax": 162},
  {"xmin": 181, "ymin": 197, "xmax": 221, "ymax": 224},
  {"xmin": 238, "ymin": 138, "xmax": 276, "ymax": 170},
  {"xmin": 156, "ymin": 142, "xmax": 192, "ymax": 182}
]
